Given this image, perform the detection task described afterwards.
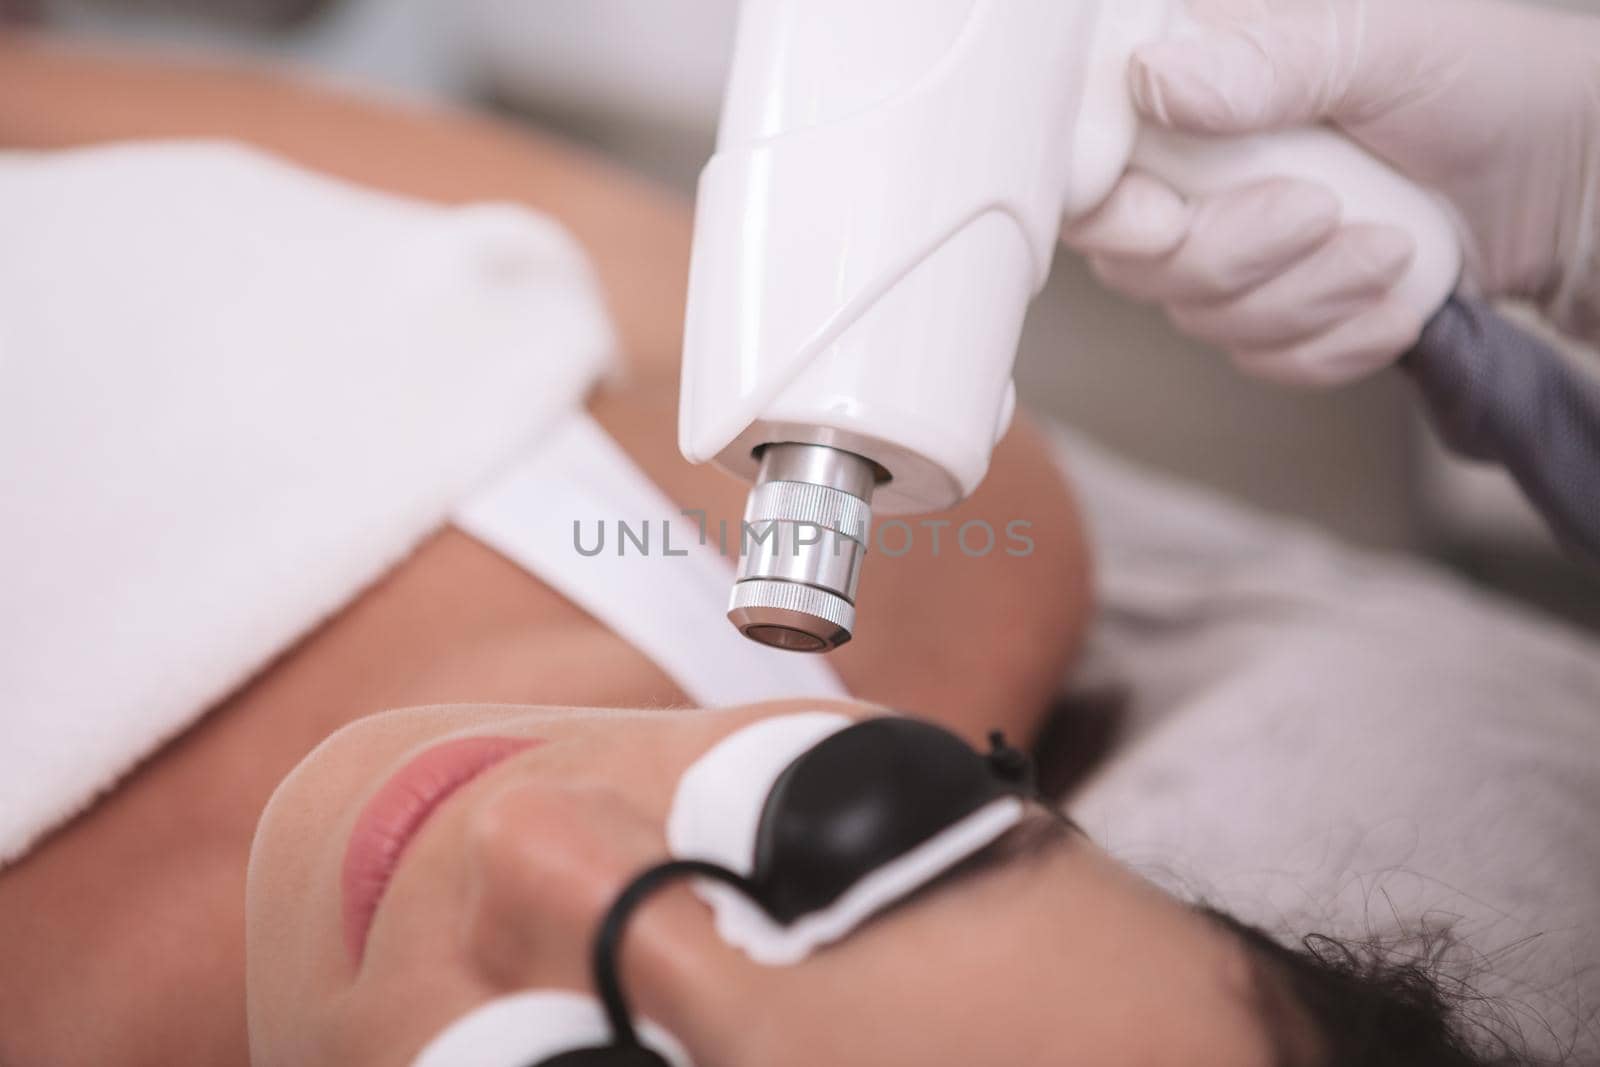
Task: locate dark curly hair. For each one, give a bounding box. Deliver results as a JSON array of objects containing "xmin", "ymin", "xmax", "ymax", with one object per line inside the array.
[
  {"xmin": 1206, "ymin": 909, "xmax": 1551, "ymax": 1067},
  {"xmin": 1033, "ymin": 702, "xmax": 1567, "ymax": 1067}
]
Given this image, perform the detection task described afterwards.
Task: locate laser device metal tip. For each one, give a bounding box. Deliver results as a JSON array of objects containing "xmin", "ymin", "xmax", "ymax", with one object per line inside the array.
[{"xmin": 728, "ymin": 443, "xmax": 877, "ymax": 653}]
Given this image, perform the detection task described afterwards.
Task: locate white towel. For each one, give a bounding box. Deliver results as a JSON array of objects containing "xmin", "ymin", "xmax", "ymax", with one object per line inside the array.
[{"xmin": 0, "ymin": 141, "xmax": 614, "ymax": 866}]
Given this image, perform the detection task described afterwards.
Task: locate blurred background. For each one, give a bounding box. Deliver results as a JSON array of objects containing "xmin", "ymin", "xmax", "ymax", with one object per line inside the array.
[{"xmin": 8, "ymin": 0, "xmax": 1598, "ymax": 629}]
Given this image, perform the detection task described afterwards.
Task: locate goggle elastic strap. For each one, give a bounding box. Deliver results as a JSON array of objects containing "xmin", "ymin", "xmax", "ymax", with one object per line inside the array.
[{"xmin": 591, "ymin": 858, "xmax": 754, "ymax": 1055}]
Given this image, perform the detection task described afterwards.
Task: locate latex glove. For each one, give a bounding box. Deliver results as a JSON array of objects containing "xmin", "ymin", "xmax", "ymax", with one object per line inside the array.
[{"xmin": 1062, "ymin": 0, "xmax": 1600, "ymax": 386}]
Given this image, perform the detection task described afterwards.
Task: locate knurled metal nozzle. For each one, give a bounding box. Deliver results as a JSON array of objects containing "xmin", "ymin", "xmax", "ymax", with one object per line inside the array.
[{"xmin": 728, "ymin": 443, "xmax": 877, "ymax": 653}]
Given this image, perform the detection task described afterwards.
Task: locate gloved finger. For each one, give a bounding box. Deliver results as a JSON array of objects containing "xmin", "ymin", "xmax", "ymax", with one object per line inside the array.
[
  {"xmin": 1061, "ymin": 170, "xmax": 1191, "ymax": 258},
  {"xmin": 1166, "ymin": 223, "xmax": 1417, "ymax": 349},
  {"xmin": 1128, "ymin": 1, "xmax": 1419, "ymax": 135},
  {"xmin": 1229, "ymin": 293, "xmax": 1428, "ymax": 387},
  {"xmin": 1088, "ymin": 177, "xmax": 1341, "ymax": 304}
]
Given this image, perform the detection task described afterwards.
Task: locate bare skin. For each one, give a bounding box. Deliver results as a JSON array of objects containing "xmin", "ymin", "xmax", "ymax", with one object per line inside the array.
[{"xmin": 0, "ymin": 37, "xmax": 1091, "ymax": 1066}]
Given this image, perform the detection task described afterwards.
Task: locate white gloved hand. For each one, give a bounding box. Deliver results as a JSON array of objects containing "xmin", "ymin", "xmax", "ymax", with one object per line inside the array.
[{"xmin": 1062, "ymin": 0, "xmax": 1600, "ymax": 386}]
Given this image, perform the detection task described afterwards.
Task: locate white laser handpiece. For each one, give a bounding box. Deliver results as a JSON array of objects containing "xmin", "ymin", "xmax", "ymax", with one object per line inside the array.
[{"xmin": 679, "ymin": 0, "xmax": 1462, "ymax": 652}]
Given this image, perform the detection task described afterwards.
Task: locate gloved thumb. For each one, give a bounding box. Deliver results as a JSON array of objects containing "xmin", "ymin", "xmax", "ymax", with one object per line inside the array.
[{"xmin": 1128, "ymin": 1, "xmax": 1426, "ymax": 134}]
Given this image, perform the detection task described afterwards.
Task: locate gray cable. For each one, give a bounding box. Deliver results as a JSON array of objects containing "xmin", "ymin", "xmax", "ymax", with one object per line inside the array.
[{"xmin": 1401, "ymin": 296, "xmax": 1600, "ymax": 565}]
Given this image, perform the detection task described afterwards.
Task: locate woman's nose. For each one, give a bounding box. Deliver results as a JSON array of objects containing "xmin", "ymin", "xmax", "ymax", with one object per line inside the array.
[
  {"xmin": 458, "ymin": 772, "xmax": 769, "ymax": 1061},
  {"xmin": 461, "ymin": 779, "xmax": 662, "ymax": 991}
]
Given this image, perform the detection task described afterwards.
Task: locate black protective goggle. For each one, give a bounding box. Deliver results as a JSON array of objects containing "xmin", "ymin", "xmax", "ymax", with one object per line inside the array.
[{"xmin": 531, "ymin": 716, "xmax": 1041, "ymax": 1066}]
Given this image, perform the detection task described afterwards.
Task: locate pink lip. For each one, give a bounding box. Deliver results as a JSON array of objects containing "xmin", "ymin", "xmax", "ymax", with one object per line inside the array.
[{"xmin": 341, "ymin": 735, "xmax": 541, "ymax": 965}]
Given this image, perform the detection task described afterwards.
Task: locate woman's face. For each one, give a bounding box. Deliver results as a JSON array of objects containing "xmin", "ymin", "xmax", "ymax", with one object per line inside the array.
[{"xmin": 247, "ymin": 700, "xmax": 1276, "ymax": 1066}]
